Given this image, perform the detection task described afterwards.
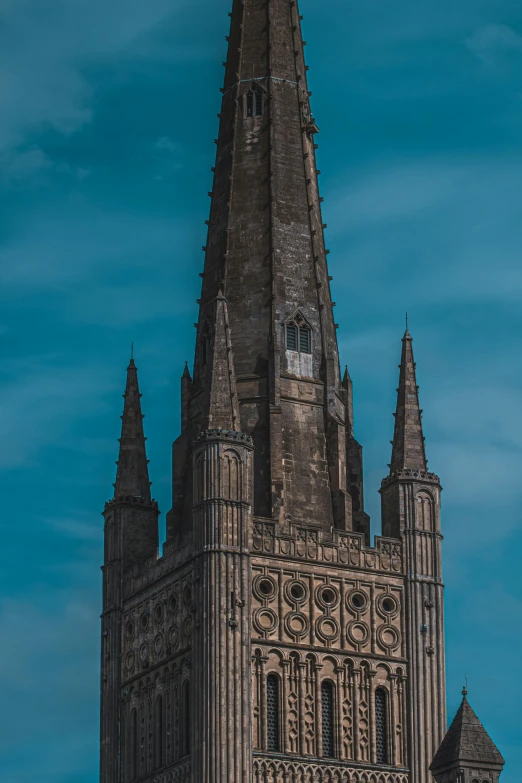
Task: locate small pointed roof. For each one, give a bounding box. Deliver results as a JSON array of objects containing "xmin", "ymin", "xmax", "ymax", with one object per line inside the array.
[
  {"xmin": 431, "ymin": 690, "xmax": 505, "ymax": 772},
  {"xmin": 202, "ymin": 288, "xmax": 240, "ymax": 432},
  {"xmin": 114, "ymin": 357, "xmax": 151, "ymax": 500},
  {"xmin": 389, "ymin": 328, "xmax": 428, "ymax": 474},
  {"xmin": 343, "ymin": 365, "xmax": 354, "ymax": 438}
]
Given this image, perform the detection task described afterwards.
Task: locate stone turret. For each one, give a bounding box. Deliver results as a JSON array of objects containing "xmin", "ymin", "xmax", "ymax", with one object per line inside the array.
[
  {"xmin": 380, "ymin": 329, "xmax": 446, "ymax": 782},
  {"xmin": 100, "ymin": 357, "xmax": 159, "ymax": 783},
  {"xmin": 190, "ymin": 289, "xmax": 254, "ymax": 782},
  {"xmin": 431, "ymin": 689, "xmax": 505, "ymax": 783}
]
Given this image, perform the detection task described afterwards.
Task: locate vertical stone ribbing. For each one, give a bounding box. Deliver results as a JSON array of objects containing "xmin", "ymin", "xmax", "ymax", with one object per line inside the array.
[
  {"xmin": 381, "ymin": 330, "xmax": 446, "ymax": 782},
  {"xmin": 191, "ymin": 431, "xmax": 254, "ymax": 783}
]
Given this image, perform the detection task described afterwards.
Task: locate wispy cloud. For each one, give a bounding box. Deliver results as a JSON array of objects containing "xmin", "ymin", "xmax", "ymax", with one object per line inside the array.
[
  {"xmin": 0, "ymin": 0, "xmax": 191, "ymax": 153},
  {"xmin": 466, "ymin": 24, "xmax": 522, "ymax": 66},
  {"xmin": 329, "ymin": 157, "xmax": 522, "ymax": 304},
  {"xmin": 0, "ymin": 357, "xmax": 116, "ymax": 467},
  {"xmin": 42, "ymin": 514, "xmax": 101, "ymax": 541}
]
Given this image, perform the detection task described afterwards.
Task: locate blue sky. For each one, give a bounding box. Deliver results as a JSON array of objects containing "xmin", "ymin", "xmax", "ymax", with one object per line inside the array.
[{"xmin": 1, "ymin": 0, "xmax": 521, "ymax": 780}]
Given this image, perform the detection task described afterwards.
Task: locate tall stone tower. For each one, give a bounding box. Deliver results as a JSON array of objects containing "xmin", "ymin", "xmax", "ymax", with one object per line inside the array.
[{"xmin": 98, "ymin": 2, "xmax": 503, "ymax": 783}]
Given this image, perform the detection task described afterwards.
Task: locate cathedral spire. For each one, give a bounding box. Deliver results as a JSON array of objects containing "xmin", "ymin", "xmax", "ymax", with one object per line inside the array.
[
  {"xmin": 180, "ymin": 0, "xmax": 356, "ymax": 528},
  {"xmin": 114, "ymin": 357, "xmax": 151, "ymax": 501},
  {"xmin": 389, "ymin": 328, "xmax": 428, "ymax": 474}
]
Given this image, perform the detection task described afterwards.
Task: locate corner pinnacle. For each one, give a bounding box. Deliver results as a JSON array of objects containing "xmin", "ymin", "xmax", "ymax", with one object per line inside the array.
[
  {"xmin": 389, "ymin": 328, "xmax": 427, "ymax": 474},
  {"xmin": 114, "ymin": 357, "xmax": 152, "ymax": 500}
]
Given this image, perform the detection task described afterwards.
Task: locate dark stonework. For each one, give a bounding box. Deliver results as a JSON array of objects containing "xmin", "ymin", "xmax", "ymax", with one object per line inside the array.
[
  {"xmin": 431, "ymin": 690, "xmax": 505, "ymax": 783},
  {"xmin": 99, "ymin": 2, "xmax": 504, "ymax": 783}
]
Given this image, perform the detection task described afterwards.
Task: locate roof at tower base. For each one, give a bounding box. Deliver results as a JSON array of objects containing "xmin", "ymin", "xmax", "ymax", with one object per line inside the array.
[{"xmin": 431, "ymin": 692, "xmax": 505, "ymax": 772}]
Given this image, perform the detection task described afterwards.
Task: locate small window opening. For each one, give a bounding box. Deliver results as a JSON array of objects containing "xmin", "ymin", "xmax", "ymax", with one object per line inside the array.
[
  {"xmin": 375, "ymin": 687, "xmax": 388, "ymax": 764},
  {"xmin": 130, "ymin": 708, "xmax": 138, "ymax": 780},
  {"xmin": 266, "ymin": 674, "xmax": 280, "ymax": 752},
  {"xmin": 286, "ymin": 313, "xmax": 312, "ymax": 354},
  {"xmin": 321, "ymin": 680, "xmax": 335, "ymax": 757},
  {"xmin": 182, "ymin": 680, "xmax": 190, "ymax": 757},
  {"xmin": 155, "ymin": 694, "xmax": 163, "ymax": 769},
  {"xmin": 246, "ymin": 84, "xmax": 263, "ymax": 118}
]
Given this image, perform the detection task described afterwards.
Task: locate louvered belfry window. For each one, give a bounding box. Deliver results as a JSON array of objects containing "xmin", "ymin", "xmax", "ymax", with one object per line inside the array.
[
  {"xmin": 286, "ymin": 313, "xmax": 312, "ymax": 354},
  {"xmin": 375, "ymin": 688, "xmax": 388, "ymax": 764},
  {"xmin": 266, "ymin": 674, "xmax": 280, "ymax": 752},
  {"xmin": 321, "ymin": 680, "xmax": 335, "ymax": 757},
  {"xmin": 246, "ymin": 84, "xmax": 263, "ymax": 118}
]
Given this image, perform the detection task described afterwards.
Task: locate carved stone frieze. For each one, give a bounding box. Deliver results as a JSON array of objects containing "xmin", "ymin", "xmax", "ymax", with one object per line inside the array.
[
  {"xmin": 253, "ymin": 756, "xmax": 409, "ymax": 782},
  {"xmin": 252, "ymin": 524, "xmax": 402, "ymax": 574}
]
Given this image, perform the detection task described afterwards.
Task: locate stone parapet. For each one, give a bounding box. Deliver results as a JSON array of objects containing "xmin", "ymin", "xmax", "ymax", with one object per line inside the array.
[
  {"xmin": 253, "ymin": 755, "xmax": 409, "ymax": 782},
  {"xmin": 253, "ymin": 519, "xmax": 403, "ymax": 574}
]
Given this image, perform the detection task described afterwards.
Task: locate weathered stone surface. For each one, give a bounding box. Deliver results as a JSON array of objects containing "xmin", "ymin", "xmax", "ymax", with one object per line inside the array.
[
  {"xmin": 98, "ymin": 2, "xmax": 503, "ymax": 783},
  {"xmin": 431, "ymin": 691, "xmax": 505, "ymax": 782}
]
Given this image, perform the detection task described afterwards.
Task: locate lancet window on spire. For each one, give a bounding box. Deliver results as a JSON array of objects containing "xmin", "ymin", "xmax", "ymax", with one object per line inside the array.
[
  {"xmin": 285, "ymin": 312, "xmax": 312, "ymax": 354},
  {"xmin": 245, "ymin": 83, "xmax": 263, "ymax": 118}
]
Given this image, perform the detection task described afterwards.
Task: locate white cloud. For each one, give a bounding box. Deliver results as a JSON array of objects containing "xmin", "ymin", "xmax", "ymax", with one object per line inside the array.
[
  {"xmin": 0, "ymin": 0, "xmax": 194, "ymax": 153},
  {"xmin": 329, "ymin": 157, "xmax": 522, "ymax": 304},
  {"xmin": 0, "ymin": 357, "xmax": 116, "ymax": 467},
  {"xmin": 0, "ymin": 589, "xmax": 100, "ymax": 782},
  {"xmin": 43, "ymin": 513, "xmax": 101, "ymax": 540},
  {"xmin": 466, "ymin": 24, "xmax": 522, "ymax": 66}
]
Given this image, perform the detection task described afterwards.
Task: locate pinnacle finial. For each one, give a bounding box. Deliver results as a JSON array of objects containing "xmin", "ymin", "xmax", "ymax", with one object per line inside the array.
[
  {"xmin": 114, "ymin": 357, "xmax": 151, "ymax": 500},
  {"xmin": 130, "ymin": 341, "xmax": 135, "ymax": 365},
  {"xmin": 389, "ymin": 327, "xmax": 427, "ymax": 474}
]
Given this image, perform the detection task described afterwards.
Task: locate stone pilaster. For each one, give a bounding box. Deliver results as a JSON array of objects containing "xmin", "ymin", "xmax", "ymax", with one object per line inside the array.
[{"xmin": 191, "ymin": 429, "xmax": 254, "ymax": 783}]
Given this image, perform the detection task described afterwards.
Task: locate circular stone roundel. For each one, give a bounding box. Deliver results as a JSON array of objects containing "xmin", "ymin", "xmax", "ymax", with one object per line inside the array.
[
  {"xmin": 253, "ymin": 608, "xmax": 278, "ymax": 635},
  {"xmin": 253, "ymin": 575, "xmax": 277, "ymax": 602},
  {"xmin": 168, "ymin": 624, "xmax": 179, "ymax": 650},
  {"xmin": 377, "ymin": 594, "xmax": 400, "ymax": 619},
  {"xmin": 315, "ymin": 616, "xmax": 340, "ymax": 643},
  {"xmin": 284, "ymin": 612, "xmax": 310, "ymax": 640},
  {"xmin": 125, "ymin": 650, "xmax": 135, "ymax": 671},
  {"xmin": 347, "ymin": 589, "xmax": 369, "ymax": 614},
  {"xmin": 316, "ymin": 584, "xmax": 340, "ymax": 610},
  {"xmin": 183, "ymin": 617, "xmax": 193, "ymax": 638},
  {"xmin": 346, "ymin": 620, "xmax": 370, "ymax": 647},
  {"xmin": 139, "ymin": 643, "xmax": 149, "ymax": 664},
  {"xmin": 285, "ymin": 580, "xmax": 308, "ymax": 606},
  {"xmin": 377, "ymin": 624, "xmax": 401, "ymax": 652},
  {"xmin": 154, "ymin": 633, "xmax": 164, "ymax": 654}
]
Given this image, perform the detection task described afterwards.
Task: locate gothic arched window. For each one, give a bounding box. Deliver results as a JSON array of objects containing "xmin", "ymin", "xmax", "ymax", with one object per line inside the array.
[
  {"xmin": 375, "ymin": 687, "xmax": 388, "ymax": 764},
  {"xmin": 416, "ymin": 491, "xmax": 434, "ymax": 532},
  {"xmin": 266, "ymin": 673, "xmax": 280, "ymax": 752},
  {"xmin": 286, "ymin": 313, "xmax": 312, "ymax": 354},
  {"xmin": 246, "ymin": 84, "xmax": 263, "ymax": 118},
  {"xmin": 321, "ymin": 680, "xmax": 335, "ymax": 757},
  {"xmin": 155, "ymin": 694, "xmax": 164, "ymax": 769},
  {"xmin": 130, "ymin": 707, "xmax": 138, "ymax": 780},
  {"xmin": 222, "ymin": 450, "xmax": 240, "ymax": 501},
  {"xmin": 182, "ymin": 679, "xmax": 191, "ymax": 757}
]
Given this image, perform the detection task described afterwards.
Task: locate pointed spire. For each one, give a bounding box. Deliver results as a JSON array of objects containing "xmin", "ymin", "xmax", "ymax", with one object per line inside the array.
[
  {"xmin": 389, "ymin": 328, "xmax": 428, "ymax": 474},
  {"xmin": 114, "ymin": 357, "xmax": 151, "ymax": 501},
  {"xmin": 431, "ymin": 690, "xmax": 505, "ymax": 772},
  {"xmin": 202, "ymin": 289, "xmax": 240, "ymax": 432},
  {"xmin": 343, "ymin": 365, "xmax": 354, "ymax": 438}
]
